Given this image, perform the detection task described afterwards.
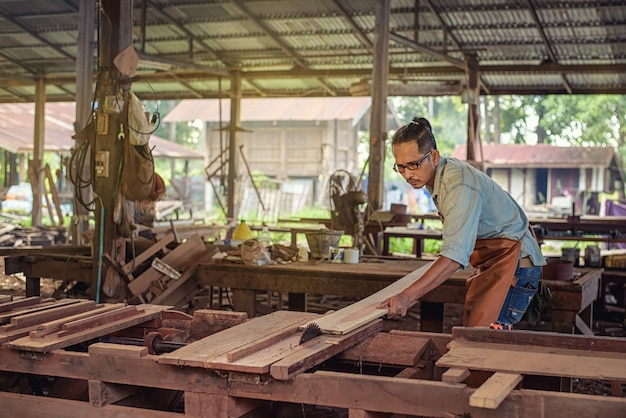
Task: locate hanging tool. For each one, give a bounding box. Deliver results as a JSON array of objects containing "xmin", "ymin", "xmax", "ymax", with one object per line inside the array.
[{"xmin": 117, "ymin": 122, "xmax": 125, "ymax": 140}]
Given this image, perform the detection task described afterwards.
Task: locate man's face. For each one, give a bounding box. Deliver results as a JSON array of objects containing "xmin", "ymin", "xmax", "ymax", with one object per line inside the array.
[{"xmin": 392, "ymin": 142, "xmax": 438, "ymax": 189}]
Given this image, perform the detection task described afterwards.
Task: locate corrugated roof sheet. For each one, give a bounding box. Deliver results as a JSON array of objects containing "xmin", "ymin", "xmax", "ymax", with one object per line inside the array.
[
  {"xmin": 164, "ymin": 97, "xmax": 372, "ymax": 123},
  {"xmin": 451, "ymin": 143, "xmax": 617, "ymax": 168},
  {"xmin": 0, "ymin": 103, "xmax": 203, "ymax": 159},
  {"xmin": 0, "ymin": 1, "xmax": 624, "ymax": 101}
]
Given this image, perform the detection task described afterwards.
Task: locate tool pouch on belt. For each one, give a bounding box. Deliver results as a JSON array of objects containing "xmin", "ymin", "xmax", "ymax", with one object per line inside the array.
[
  {"xmin": 522, "ymin": 275, "xmax": 552, "ymax": 326},
  {"xmin": 522, "ymin": 226, "xmax": 552, "ymax": 326}
]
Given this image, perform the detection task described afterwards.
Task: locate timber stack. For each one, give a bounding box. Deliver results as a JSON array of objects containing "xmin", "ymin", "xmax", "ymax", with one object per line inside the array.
[{"xmin": 0, "ymin": 294, "xmax": 624, "ymax": 417}]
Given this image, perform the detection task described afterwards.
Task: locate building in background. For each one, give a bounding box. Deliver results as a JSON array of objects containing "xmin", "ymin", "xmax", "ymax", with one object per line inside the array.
[
  {"xmin": 165, "ymin": 97, "xmax": 400, "ymax": 220},
  {"xmin": 452, "ymin": 143, "xmax": 625, "ymax": 216}
]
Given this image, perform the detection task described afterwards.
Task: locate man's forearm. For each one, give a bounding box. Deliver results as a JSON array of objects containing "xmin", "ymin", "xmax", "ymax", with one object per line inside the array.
[{"xmin": 400, "ymin": 256, "xmax": 462, "ymax": 302}]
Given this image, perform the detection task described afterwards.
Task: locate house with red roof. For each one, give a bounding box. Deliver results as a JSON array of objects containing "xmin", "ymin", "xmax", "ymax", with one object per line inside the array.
[{"xmin": 452, "ymin": 143, "xmax": 625, "ymax": 215}]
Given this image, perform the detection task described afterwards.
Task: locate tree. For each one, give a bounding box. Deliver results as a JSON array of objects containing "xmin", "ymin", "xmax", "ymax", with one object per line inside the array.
[{"xmin": 390, "ymin": 96, "xmax": 466, "ymax": 155}]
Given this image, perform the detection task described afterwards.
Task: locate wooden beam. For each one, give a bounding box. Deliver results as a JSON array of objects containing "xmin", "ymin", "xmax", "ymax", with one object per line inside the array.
[
  {"xmin": 437, "ymin": 340, "xmax": 626, "ymax": 381},
  {"xmin": 469, "ymin": 372, "xmax": 522, "ymax": 409},
  {"xmin": 441, "ymin": 367, "xmax": 471, "ymax": 384},
  {"xmin": 88, "ymin": 380, "xmax": 139, "ymax": 408}
]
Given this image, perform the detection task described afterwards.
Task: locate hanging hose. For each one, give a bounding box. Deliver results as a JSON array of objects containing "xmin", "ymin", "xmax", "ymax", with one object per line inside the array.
[{"xmin": 95, "ymin": 195, "xmax": 105, "ymax": 304}]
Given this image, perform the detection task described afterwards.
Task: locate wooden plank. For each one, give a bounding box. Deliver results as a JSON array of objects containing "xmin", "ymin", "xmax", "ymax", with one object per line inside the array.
[
  {"xmin": 574, "ymin": 314, "xmax": 594, "ymax": 336},
  {"xmin": 89, "ymin": 342, "xmax": 148, "ymax": 358},
  {"xmin": 299, "ymin": 263, "xmax": 431, "ymax": 335},
  {"xmin": 189, "ymin": 309, "xmax": 248, "ymax": 340},
  {"xmin": 44, "ymin": 163, "xmax": 64, "ymax": 225},
  {"xmin": 8, "ymin": 304, "xmax": 170, "ymax": 352},
  {"xmin": 469, "ymin": 372, "xmax": 522, "ymax": 409},
  {"xmin": 2, "ymin": 300, "xmax": 94, "ymax": 330},
  {"xmin": 437, "ymin": 340, "xmax": 626, "ymax": 381},
  {"xmin": 88, "ymin": 380, "xmax": 139, "ymax": 408},
  {"xmin": 0, "ymin": 323, "xmax": 40, "ymax": 344},
  {"xmin": 270, "ymin": 320, "xmax": 384, "ymax": 380},
  {"xmin": 450, "ymin": 326, "xmax": 626, "ymax": 353},
  {"xmin": 337, "ymin": 333, "xmax": 431, "ymax": 366},
  {"xmin": 58, "ymin": 306, "xmax": 139, "ymax": 336},
  {"xmin": 441, "ymin": 367, "xmax": 471, "ymax": 384},
  {"xmin": 0, "ymin": 392, "xmax": 176, "ymax": 418},
  {"xmin": 395, "ymin": 365, "xmax": 427, "ymax": 379},
  {"xmin": 150, "ymin": 247, "xmax": 215, "ymax": 305},
  {"xmin": 226, "ymin": 323, "xmax": 302, "ymax": 362},
  {"xmin": 0, "ymin": 299, "xmax": 59, "ymax": 324},
  {"xmin": 0, "ymin": 296, "xmax": 51, "ymax": 313},
  {"xmin": 158, "ymin": 310, "xmax": 319, "ymax": 369},
  {"xmin": 185, "ymin": 392, "xmax": 261, "ymax": 418},
  {"xmin": 121, "ymin": 233, "xmax": 175, "ymax": 275},
  {"xmin": 29, "ymin": 303, "xmax": 124, "ymax": 338},
  {"xmin": 128, "ymin": 233, "xmax": 206, "ymax": 296}
]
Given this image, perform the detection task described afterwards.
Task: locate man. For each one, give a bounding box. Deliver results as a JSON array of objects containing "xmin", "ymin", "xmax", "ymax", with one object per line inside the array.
[{"xmin": 376, "ymin": 117, "xmax": 545, "ymax": 329}]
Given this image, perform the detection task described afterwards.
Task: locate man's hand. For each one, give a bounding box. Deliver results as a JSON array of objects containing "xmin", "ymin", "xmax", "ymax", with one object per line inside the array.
[{"xmin": 376, "ymin": 292, "xmax": 413, "ymax": 319}]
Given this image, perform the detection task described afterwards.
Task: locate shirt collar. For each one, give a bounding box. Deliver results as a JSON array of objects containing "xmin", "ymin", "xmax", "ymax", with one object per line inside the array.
[{"xmin": 427, "ymin": 155, "xmax": 447, "ymax": 206}]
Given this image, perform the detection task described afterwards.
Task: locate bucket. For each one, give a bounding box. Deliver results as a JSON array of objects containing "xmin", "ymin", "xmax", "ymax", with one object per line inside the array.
[
  {"xmin": 305, "ymin": 230, "xmax": 343, "ymax": 259},
  {"xmin": 542, "ymin": 257, "xmax": 574, "ymax": 281}
]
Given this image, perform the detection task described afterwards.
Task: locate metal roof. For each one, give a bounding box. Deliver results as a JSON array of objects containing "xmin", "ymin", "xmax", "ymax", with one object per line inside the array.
[
  {"xmin": 0, "ymin": 102, "xmax": 204, "ymax": 159},
  {"xmin": 0, "ymin": 1, "xmax": 625, "ymax": 103},
  {"xmin": 163, "ymin": 97, "xmax": 374, "ymax": 122},
  {"xmin": 451, "ymin": 143, "xmax": 620, "ymax": 169}
]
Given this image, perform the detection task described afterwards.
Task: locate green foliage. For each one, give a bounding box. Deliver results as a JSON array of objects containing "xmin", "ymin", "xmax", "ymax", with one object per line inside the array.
[{"xmin": 390, "ymin": 96, "xmax": 466, "ymax": 156}]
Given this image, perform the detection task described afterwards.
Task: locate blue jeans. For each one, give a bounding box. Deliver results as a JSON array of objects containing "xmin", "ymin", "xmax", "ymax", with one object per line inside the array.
[{"xmin": 496, "ymin": 264, "xmax": 542, "ymax": 326}]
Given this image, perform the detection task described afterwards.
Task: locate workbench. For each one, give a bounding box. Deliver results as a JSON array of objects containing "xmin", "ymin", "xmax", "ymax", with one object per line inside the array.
[
  {"xmin": 1, "ymin": 245, "xmax": 93, "ymax": 297},
  {"xmin": 0, "ymin": 297, "xmax": 624, "ymax": 417},
  {"xmin": 198, "ymin": 257, "xmax": 602, "ymax": 334}
]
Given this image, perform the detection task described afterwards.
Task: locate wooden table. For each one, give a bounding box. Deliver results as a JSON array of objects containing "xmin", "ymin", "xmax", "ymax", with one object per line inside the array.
[
  {"xmin": 2, "ymin": 246, "xmax": 93, "ymax": 297},
  {"xmin": 382, "ymin": 226, "xmax": 443, "ymax": 257},
  {"xmin": 4, "ymin": 247, "xmax": 601, "ymax": 335},
  {"xmin": 197, "ymin": 257, "xmax": 602, "ymax": 334}
]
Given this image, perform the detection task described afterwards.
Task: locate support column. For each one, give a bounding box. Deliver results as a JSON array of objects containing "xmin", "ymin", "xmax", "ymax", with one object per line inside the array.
[
  {"xmin": 30, "ymin": 76, "xmax": 46, "ymax": 226},
  {"xmin": 464, "ymin": 54, "xmax": 481, "ymax": 166},
  {"xmin": 366, "ymin": 0, "xmax": 390, "ymax": 211},
  {"xmin": 227, "ymin": 71, "xmax": 242, "ymax": 221},
  {"xmin": 72, "ymin": 0, "xmax": 96, "ymax": 245},
  {"xmin": 91, "ymin": 0, "xmax": 132, "ymax": 301}
]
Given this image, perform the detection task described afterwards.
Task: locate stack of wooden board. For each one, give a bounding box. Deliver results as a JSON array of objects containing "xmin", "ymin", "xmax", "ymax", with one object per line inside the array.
[
  {"xmin": 159, "ymin": 310, "xmax": 383, "ymax": 380},
  {"xmin": 436, "ymin": 327, "xmax": 626, "ymax": 409},
  {"xmin": 0, "ymin": 296, "xmax": 170, "ymax": 352}
]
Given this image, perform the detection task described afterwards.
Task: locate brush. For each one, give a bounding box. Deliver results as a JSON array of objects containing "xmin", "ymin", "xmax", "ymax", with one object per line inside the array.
[{"xmin": 299, "ymin": 322, "xmax": 322, "ymax": 344}]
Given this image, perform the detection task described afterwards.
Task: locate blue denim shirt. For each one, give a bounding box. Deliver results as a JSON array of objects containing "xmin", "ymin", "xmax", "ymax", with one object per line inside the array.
[{"xmin": 426, "ymin": 157, "xmax": 546, "ymax": 268}]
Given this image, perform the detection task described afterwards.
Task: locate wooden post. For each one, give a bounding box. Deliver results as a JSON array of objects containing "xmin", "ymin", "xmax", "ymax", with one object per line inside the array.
[
  {"xmin": 227, "ymin": 70, "xmax": 242, "ymax": 221},
  {"xmin": 367, "ymin": 0, "xmax": 390, "ymax": 211},
  {"xmin": 31, "ymin": 76, "xmax": 46, "ymax": 226},
  {"xmin": 465, "ymin": 53, "xmax": 481, "ymax": 165},
  {"xmin": 72, "ymin": 0, "xmax": 96, "ymax": 245},
  {"xmin": 91, "ymin": 0, "xmax": 133, "ymax": 301}
]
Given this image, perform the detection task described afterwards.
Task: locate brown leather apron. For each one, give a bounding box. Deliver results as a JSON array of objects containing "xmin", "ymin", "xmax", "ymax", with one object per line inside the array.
[{"xmin": 464, "ymin": 238, "xmax": 521, "ymax": 326}]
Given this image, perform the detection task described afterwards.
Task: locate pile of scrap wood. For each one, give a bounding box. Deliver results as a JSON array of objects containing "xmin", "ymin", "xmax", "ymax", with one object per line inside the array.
[
  {"xmin": 0, "ymin": 223, "xmax": 66, "ymax": 247},
  {"xmin": 108, "ymin": 233, "xmax": 217, "ymax": 310}
]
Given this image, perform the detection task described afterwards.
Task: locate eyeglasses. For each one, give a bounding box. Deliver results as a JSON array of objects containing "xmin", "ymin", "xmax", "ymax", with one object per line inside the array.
[{"xmin": 393, "ymin": 150, "xmax": 432, "ymax": 173}]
